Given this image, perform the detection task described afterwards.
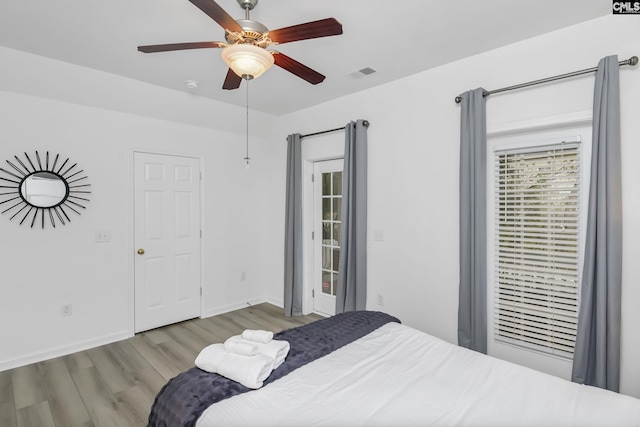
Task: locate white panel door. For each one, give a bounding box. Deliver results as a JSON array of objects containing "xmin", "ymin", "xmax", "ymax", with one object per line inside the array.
[{"xmin": 134, "ymin": 152, "xmax": 201, "ymax": 333}]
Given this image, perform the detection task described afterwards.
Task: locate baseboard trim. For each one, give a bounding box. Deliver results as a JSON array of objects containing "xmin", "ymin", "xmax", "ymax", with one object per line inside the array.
[{"xmin": 0, "ymin": 330, "xmax": 132, "ymax": 372}]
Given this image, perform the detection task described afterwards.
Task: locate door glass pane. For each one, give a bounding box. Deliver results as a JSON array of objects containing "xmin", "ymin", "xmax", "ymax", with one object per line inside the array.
[
  {"xmin": 332, "ymin": 223, "xmax": 341, "ymax": 242},
  {"xmin": 334, "ymin": 198, "xmax": 342, "ymax": 221},
  {"xmin": 322, "ymin": 173, "xmax": 331, "ymax": 195},
  {"xmin": 322, "ymin": 222, "xmax": 330, "ymax": 240},
  {"xmin": 332, "ymin": 248, "xmax": 340, "ymax": 272},
  {"xmin": 322, "ymin": 245, "xmax": 331, "ymax": 269},
  {"xmin": 332, "ymin": 172, "xmax": 342, "ymax": 195},
  {"xmin": 322, "ymin": 271, "xmax": 331, "ymax": 294},
  {"xmin": 322, "ymin": 198, "xmax": 331, "ymax": 219}
]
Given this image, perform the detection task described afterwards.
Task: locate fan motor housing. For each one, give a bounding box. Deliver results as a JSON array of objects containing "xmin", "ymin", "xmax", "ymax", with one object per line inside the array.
[{"xmin": 226, "ymin": 19, "xmax": 271, "ymax": 47}]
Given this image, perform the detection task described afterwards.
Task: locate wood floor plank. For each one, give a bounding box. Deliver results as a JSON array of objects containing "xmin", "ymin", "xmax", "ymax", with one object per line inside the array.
[
  {"xmin": 196, "ymin": 318, "xmax": 238, "ymax": 341},
  {"xmin": 70, "ymin": 367, "xmax": 133, "ymax": 427},
  {"xmin": 63, "ymin": 351, "xmax": 94, "ymax": 372},
  {"xmin": 163, "ymin": 323, "xmax": 209, "ymax": 355},
  {"xmin": 219, "ymin": 310, "xmax": 267, "ymax": 332},
  {"xmin": 15, "ymin": 401, "xmax": 55, "ymax": 427},
  {"xmin": 11, "ymin": 364, "xmax": 47, "ymax": 410},
  {"xmin": 157, "ymin": 338, "xmax": 198, "ymax": 372},
  {"xmin": 140, "ymin": 328, "xmax": 172, "ymax": 345},
  {"xmin": 131, "ymin": 366, "xmax": 170, "ymax": 401},
  {"xmin": 182, "ymin": 319, "xmax": 227, "ymax": 345},
  {"xmin": 39, "ymin": 358, "xmax": 92, "ymax": 426},
  {"xmin": 0, "ymin": 370, "xmax": 17, "ymax": 427},
  {"xmin": 128, "ymin": 335, "xmax": 184, "ymax": 381},
  {"xmin": 86, "ymin": 345, "xmax": 137, "ymax": 395},
  {"xmin": 114, "ymin": 385, "xmax": 153, "ymax": 427}
]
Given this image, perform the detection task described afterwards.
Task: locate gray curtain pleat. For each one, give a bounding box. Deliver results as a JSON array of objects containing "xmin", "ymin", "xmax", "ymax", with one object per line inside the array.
[
  {"xmin": 458, "ymin": 88, "xmax": 488, "ymax": 354},
  {"xmin": 336, "ymin": 120, "xmax": 368, "ymax": 313},
  {"xmin": 571, "ymin": 55, "xmax": 622, "ymax": 391},
  {"xmin": 284, "ymin": 133, "xmax": 303, "ymax": 317}
]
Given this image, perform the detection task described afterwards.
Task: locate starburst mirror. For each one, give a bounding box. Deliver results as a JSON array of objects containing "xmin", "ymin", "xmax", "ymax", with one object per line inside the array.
[{"xmin": 0, "ymin": 151, "xmax": 90, "ymax": 228}]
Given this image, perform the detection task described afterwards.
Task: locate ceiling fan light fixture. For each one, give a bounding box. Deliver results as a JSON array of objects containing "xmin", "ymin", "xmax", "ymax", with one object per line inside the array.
[{"xmin": 221, "ymin": 44, "xmax": 274, "ymax": 79}]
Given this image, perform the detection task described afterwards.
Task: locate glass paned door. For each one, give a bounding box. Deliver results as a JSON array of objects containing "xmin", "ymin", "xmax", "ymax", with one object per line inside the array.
[{"xmin": 313, "ymin": 159, "xmax": 343, "ymax": 315}]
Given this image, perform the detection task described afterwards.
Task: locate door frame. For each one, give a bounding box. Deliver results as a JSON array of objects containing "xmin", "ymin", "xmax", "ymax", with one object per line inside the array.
[
  {"xmin": 128, "ymin": 149, "xmax": 206, "ymax": 336},
  {"xmin": 301, "ymin": 133, "xmax": 344, "ymax": 315}
]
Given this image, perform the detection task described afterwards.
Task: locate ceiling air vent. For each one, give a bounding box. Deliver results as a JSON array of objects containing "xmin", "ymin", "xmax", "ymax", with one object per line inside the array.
[{"xmin": 350, "ymin": 67, "xmax": 377, "ymax": 78}]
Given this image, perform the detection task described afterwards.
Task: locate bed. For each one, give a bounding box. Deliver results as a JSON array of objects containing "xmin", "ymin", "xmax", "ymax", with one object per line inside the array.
[{"xmin": 148, "ymin": 311, "xmax": 640, "ymax": 426}]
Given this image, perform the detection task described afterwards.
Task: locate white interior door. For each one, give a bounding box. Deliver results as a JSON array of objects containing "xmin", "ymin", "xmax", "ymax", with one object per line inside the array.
[
  {"xmin": 313, "ymin": 159, "xmax": 343, "ymax": 316},
  {"xmin": 134, "ymin": 152, "xmax": 201, "ymax": 333}
]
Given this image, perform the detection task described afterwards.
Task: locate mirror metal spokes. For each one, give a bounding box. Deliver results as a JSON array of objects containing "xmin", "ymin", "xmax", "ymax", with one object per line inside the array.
[{"xmin": 0, "ymin": 151, "xmax": 91, "ymax": 228}]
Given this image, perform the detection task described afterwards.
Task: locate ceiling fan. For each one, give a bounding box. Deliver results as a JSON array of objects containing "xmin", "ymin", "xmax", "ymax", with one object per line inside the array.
[{"xmin": 138, "ymin": 0, "xmax": 343, "ymax": 90}]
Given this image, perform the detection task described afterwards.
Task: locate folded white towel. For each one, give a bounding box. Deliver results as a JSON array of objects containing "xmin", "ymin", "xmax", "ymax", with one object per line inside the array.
[
  {"xmin": 223, "ymin": 339, "xmax": 259, "ymax": 356},
  {"xmin": 227, "ymin": 335, "xmax": 290, "ymax": 370},
  {"xmin": 241, "ymin": 329, "xmax": 273, "ymax": 344},
  {"xmin": 195, "ymin": 343, "xmax": 274, "ymax": 389}
]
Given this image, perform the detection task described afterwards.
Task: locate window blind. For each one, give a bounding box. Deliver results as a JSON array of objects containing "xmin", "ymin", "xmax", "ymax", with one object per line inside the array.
[{"xmin": 494, "ymin": 142, "xmax": 581, "ymax": 357}]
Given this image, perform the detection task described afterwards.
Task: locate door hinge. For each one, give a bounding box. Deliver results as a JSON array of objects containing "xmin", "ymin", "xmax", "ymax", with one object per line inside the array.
[
  {"xmin": 200, "ymin": 230, "xmax": 203, "ymax": 238},
  {"xmin": 312, "ymin": 289, "xmax": 315, "ymax": 298},
  {"xmin": 200, "ymin": 171, "xmax": 202, "ymax": 181},
  {"xmin": 200, "ymin": 288, "xmax": 203, "ymax": 296},
  {"xmin": 311, "ymin": 173, "xmax": 314, "ymax": 182},
  {"xmin": 312, "ymin": 231, "xmax": 314, "ymax": 240}
]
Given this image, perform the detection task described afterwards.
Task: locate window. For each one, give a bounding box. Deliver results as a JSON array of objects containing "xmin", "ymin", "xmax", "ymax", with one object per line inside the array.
[{"xmin": 494, "ymin": 141, "xmax": 581, "ymax": 358}]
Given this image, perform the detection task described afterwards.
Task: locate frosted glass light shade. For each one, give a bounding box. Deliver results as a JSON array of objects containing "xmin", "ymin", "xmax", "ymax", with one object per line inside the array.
[{"xmin": 221, "ymin": 44, "xmax": 274, "ymax": 79}]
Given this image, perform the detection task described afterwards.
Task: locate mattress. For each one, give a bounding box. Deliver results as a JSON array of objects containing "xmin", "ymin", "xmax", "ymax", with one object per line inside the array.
[{"xmin": 196, "ymin": 322, "xmax": 640, "ymax": 426}]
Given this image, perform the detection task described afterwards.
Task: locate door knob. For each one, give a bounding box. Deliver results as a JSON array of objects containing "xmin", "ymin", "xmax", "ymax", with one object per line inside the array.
[{"xmin": 137, "ymin": 248, "xmax": 145, "ymax": 255}]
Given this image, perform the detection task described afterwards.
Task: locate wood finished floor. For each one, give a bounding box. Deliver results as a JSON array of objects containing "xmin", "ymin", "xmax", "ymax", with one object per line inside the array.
[{"xmin": 0, "ymin": 303, "xmax": 323, "ymax": 427}]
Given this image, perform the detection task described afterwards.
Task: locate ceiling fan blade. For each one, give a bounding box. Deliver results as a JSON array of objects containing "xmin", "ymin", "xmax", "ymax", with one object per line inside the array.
[
  {"xmin": 273, "ymin": 52, "xmax": 325, "ymax": 85},
  {"xmin": 222, "ymin": 68, "xmax": 243, "ymax": 90},
  {"xmin": 188, "ymin": 0, "xmax": 243, "ymax": 32},
  {"xmin": 138, "ymin": 41, "xmax": 226, "ymax": 53},
  {"xmin": 269, "ymin": 18, "xmax": 343, "ymax": 44}
]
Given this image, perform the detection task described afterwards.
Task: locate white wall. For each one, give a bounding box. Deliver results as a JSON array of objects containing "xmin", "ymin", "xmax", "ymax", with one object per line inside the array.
[
  {"xmin": 268, "ymin": 15, "xmax": 640, "ymax": 398},
  {"xmin": 0, "ymin": 47, "xmax": 277, "ymax": 370}
]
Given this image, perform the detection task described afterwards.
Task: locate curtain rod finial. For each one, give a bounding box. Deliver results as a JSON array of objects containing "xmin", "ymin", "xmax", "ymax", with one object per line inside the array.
[
  {"xmin": 455, "ymin": 96, "xmax": 462, "ymax": 104},
  {"xmin": 629, "ymin": 56, "xmax": 638, "ymax": 66}
]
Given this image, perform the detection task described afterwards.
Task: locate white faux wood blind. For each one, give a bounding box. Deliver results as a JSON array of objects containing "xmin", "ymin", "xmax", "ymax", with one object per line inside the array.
[{"xmin": 494, "ymin": 142, "xmax": 581, "ymax": 357}]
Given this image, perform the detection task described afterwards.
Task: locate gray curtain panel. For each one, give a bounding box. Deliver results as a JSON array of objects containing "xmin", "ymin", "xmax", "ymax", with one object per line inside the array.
[
  {"xmin": 571, "ymin": 55, "xmax": 622, "ymax": 392},
  {"xmin": 336, "ymin": 120, "xmax": 368, "ymax": 313},
  {"xmin": 284, "ymin": 133, "xmax": 303, "ymax": 317},
  {"xmin": 458, "ymin": 88, "xmax": 488, "ymax": 354}
]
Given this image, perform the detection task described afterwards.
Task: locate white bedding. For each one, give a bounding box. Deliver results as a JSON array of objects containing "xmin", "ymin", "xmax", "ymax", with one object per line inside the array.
[{"xmin": 197, "ymin": 322, "xmax": 640, "ymax": 426}]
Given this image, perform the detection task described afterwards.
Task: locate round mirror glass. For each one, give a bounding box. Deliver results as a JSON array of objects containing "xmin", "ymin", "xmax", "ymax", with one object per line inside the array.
[{"xmin": 20, "ymin": 171, "xmax": 68, "ymax": 208}]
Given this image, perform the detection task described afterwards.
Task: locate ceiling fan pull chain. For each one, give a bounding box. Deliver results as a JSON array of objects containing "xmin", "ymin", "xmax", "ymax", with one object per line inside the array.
[{"xmin": 244, "ymin": 78, "xmax": 251, "ymax": 169}]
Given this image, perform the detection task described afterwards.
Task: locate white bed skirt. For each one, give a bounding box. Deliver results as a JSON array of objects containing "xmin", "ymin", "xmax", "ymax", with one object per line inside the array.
[{"xmin": 197, "ymin": 322, "xmax": 640, "ymax": 426}]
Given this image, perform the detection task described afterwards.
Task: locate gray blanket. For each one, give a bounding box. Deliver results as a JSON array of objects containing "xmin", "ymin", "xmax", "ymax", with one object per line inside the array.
[{"xmin": 147, "ymin": 310, "xmax": 400, "ymax": 427}]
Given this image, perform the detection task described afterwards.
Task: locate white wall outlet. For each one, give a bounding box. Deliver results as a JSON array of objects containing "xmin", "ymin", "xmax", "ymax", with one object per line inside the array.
[
  {"xmin": 61, "ymin": 304, "xmax": 73, "ymax": 317},
  {"xmin": 94, "ymin": 230, "xmax": 110, "ymax": 243},
  {"xmin": 377, "ymin": 294, "xmax": 384, "ymax": 306},
  {"xmin": 373, "ymin": 229, "xmax": 384, "ymax": 242}
]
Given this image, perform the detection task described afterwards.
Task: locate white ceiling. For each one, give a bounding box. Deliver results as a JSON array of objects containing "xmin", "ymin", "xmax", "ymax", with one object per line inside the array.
[{"xmin": 0, "ymin": 0, "xmax": 611, "ymax": 116}]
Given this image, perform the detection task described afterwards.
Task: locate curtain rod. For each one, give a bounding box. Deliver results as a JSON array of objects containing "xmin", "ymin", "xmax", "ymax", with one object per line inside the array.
[
  {"xmin": 454, "ymin": 56, "xmax": 638, "ymax": 104},
  {"xmin": 300, "ymin": 120, "xmax": 370, "ymax": 139}
]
